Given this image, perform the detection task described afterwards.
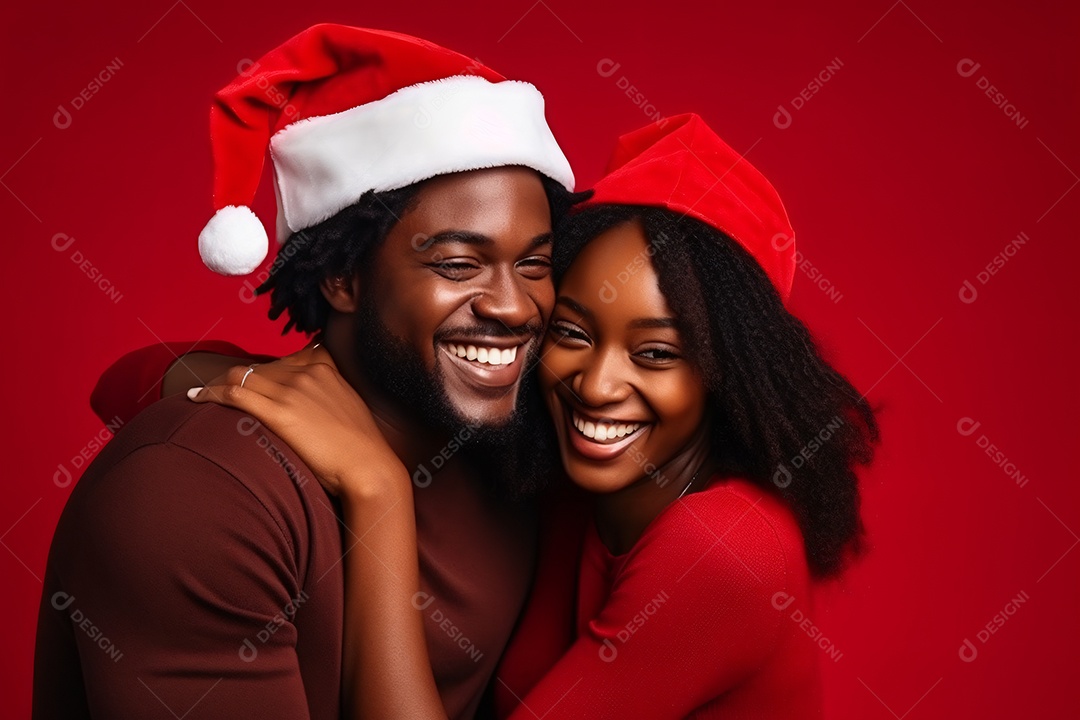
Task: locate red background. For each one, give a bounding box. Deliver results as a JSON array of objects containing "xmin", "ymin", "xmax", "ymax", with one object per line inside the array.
[{"xmin": 3, "ymin": 1, "xmax": 1077, "ymax": 717}]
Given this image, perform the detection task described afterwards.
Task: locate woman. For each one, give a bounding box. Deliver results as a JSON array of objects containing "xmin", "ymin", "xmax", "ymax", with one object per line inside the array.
[
  {"xmin": 102, "ymin": 114, "xmax": 877, "ymax": 717},
  {"xmin": 483, "ymin": 115, "xmax": 877, "ymax": 718}
]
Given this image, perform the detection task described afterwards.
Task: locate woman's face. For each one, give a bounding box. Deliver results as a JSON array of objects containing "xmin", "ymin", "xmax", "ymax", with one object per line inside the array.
[{"xmin": 540, "ymin": 220, "xmax": 709, "ymax": 494}]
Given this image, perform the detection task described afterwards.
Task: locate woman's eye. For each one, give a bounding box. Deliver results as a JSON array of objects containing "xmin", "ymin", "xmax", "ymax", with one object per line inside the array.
[
  {"xmin": 636, "ymin": 347, "xmax": 680, "ymax": 362},
  {"xmin": 550, "ymin": 322, "xmax": 590, "ymax": 344}
]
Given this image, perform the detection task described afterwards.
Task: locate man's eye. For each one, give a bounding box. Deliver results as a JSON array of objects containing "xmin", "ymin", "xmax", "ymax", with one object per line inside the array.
[
  {"xmin": 517, "ymin": 256, "xmax": 553, "ymax": 279},
  {"xmin": 429, "ymin": 261, "xmax": 479, "ymax": 280}
]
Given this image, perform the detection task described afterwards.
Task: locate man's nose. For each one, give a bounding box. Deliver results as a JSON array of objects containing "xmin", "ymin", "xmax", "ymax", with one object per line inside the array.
[{"xmin": 471, "ymin": 267, "xmax": 536, "ymax": 330}]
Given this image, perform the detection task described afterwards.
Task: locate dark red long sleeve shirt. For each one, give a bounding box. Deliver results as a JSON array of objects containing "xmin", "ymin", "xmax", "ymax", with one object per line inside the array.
[{"xmin": 36, "ymin": 342, "xmax": 537, "ymax": 719}]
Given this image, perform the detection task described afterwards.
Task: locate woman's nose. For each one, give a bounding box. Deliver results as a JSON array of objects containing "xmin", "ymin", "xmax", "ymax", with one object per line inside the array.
[{"xmin": 572, "ymin": 345, "xmax": 631, "ymax": 408}]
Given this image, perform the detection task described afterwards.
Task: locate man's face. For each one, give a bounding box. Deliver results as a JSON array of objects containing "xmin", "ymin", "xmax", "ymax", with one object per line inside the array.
[{"xmin": 360, "ymin": 166, "xmax": 556, "ymax": 429}]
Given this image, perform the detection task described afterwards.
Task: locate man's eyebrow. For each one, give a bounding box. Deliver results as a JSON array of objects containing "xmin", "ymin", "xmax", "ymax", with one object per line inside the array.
[
  {"xmin": 419, "ymin": 231, "xmax": 494, "ymax": 249},
  {"xmin": 527, "ymin": 233, "xmax": 554, "ymax": 250},
  {"xmin": 416, "ymin": 231, "xmax": 553, "ymax": 251}
]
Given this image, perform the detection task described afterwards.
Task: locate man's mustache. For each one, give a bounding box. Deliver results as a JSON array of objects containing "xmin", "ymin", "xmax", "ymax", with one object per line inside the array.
[{"xmin": 434, "ymin": 321, "xmax": 544, "ymax": 343}]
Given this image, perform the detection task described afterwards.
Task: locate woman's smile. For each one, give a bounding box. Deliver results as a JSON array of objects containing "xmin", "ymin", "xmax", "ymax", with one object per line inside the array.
[{"xmin": 562, "ymin": 402, "xmax": 652, "ymax": 461}]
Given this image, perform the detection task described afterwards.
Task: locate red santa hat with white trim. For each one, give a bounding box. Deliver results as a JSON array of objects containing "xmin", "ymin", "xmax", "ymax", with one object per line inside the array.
[
  {"xmin": 584, "ymin": 113, "xmax": 796, "ymax": 303},
  {"xmin": 198, "ymin": 23, "xmax": 575, "ymax": 275}
]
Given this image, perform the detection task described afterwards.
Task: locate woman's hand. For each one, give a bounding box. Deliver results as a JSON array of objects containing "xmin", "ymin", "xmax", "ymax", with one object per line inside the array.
[
  {"xmin": 186, "ymin": 341, "xmax": 406, "ymax": 499},
  {"xmin": 190, "ymin": 340, "xmax": 447, "ymax": 719}
]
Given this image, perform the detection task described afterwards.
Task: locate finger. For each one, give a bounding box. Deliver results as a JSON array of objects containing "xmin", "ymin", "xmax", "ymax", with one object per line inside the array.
[
  {"xmin": 229, "ymin": 360, "xmax": 313, "ymax": 385},
  {"xmin": 185, "ymin": 380, "xmax": 281, "ymax": 421},
  {"xmin": 199, "ymin": 362, "xmax": 259, "ymax": 389},
  {"xmin": 190, "ymin": 364, "xmax": 282, "ymax": 401}
]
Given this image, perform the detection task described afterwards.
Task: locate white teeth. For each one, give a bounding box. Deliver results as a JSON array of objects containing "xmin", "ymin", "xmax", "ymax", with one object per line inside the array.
[
  {"xmin": 449, "ymin": 343, "xmax": 521, "ymax": 366},
  {"xmin": 571, "ymin": 411, "xmax": 642, "ymax": 441}
]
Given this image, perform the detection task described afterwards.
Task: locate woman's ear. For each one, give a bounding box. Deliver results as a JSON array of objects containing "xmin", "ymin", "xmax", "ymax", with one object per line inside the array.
[{"xmin": 319, "ymin": 274, "xmax": 362, "ymax": 313}]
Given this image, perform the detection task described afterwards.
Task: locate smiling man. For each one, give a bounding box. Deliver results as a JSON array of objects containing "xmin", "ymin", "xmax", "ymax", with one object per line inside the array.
[
  {"xmin": 343, "ymin": 166, "xmax": 556, "ymax": 436},
  {"xmin": 33, "ymin": 24, "xmax": 577, "ymax": 720}
]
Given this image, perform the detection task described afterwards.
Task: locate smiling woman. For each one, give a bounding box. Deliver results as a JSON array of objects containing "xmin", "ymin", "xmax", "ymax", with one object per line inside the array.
[
  {"xmin": 542, "ymin": 219, "xmax": 709, "ymax": 497},
  {"xmin": 490, "ymin": 114, "xmax": 880, "ymax": 719}
]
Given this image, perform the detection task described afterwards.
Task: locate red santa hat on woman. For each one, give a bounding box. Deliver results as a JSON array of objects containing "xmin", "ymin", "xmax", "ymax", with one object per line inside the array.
[
  {"xmin": 198, "ymin": 23, "xmax": 575, "ymax": 275},
  {"xmin": 584, "ymin": 113, "xmax": 796, "ymax": 303}
]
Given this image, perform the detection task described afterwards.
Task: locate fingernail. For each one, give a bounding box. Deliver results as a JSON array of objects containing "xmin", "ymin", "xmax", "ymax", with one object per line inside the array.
[{"xmin": 186, "ymin": 387, "xmax": 203, "ymax": 400}]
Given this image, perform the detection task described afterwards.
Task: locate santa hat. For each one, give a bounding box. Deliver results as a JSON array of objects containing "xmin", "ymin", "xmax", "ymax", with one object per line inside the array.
[
  {"xmin": 198, "ymin": 23, "xmax": 575, "ymax": 275},
  {"xmin": 584, "ymin": 113, "xmax": 796, "ymax": 302}
]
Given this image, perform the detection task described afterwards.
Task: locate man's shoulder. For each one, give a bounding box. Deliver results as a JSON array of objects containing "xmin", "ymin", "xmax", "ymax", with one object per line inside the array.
[
  {"xmin": 105, "ymin": 394, "xmax": 316, "ymax": 491},
  {"xmin": 53, "ymin": 395, "xmax": 339, "ymax": 583},
  {"xmin": 68, "ymin": 395, "xmax": 327, "ymax": 542}
]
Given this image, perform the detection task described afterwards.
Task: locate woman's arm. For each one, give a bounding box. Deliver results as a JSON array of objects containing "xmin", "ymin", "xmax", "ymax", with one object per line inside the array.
[
  {"xmin": 189, "ymin": 344, "xmax": 447, "ymax": 719},
  {"xmin": 89, "ymin": 340, "xmax": 273, "ymax": 424},
  {"xmin": 337, "ymin": 470, "xmax": 445, "ymax": 719}
]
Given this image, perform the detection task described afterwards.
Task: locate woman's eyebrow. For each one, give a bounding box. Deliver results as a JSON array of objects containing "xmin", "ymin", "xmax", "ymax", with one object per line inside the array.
[
  {"xmin": 628, "ymin": 317, "xmax": 678, "ymax": 330},
  {"xmin": 555, "ymin": 295, "xmax": 592, "ymax": 319}
]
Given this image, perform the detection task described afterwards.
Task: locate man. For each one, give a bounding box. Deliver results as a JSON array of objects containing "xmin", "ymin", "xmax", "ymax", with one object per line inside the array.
[{"xmin": 34, "ymin": 24, "xmax": 578, "ymax": 719}]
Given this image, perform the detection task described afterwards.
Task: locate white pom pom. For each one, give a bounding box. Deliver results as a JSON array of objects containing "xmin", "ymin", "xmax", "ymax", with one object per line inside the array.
[{"xmin": 198, "ymin": 205, "xmax": 269, "ymax": 275}]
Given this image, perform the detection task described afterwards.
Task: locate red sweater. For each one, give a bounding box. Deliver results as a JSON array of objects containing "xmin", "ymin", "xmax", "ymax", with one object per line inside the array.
[{"xmin": 494, "ymin": 478, "xmax": 824, "ymax": 719}]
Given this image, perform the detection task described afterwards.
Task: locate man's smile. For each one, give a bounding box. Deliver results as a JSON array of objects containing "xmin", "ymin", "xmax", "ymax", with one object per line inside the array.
[
  {"xmin": 438, "ymin": 339, "xmax": 532, "ymax": 391},
  {"xmin": 445, "ymin": 342, "xmax": 519, "ymax": 366}
]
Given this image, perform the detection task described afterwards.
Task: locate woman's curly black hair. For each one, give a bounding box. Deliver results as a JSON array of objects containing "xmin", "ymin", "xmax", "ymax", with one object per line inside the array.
[
  {"xmin": 254, "ymin": 173, "xmax": 585, "ymax": 334},
  {"xmin": 554, "ymin": 205, "xmax": 879, "ymax": 578}
]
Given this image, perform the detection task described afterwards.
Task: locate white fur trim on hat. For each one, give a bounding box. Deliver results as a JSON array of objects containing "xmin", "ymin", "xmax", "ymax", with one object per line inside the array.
[
  {"xmin": 198, "ymin": 205, "xmax": 269, "ymax": 275},
  {"xmin": 269, "ymin": 76, "xmax": 575, "ymax": 240}
]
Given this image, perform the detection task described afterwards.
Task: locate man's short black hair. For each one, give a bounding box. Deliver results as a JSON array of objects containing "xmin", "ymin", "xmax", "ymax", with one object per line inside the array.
[{"xmin": 256, "ymin": 172, "xmax": 584, "ymax": 335}]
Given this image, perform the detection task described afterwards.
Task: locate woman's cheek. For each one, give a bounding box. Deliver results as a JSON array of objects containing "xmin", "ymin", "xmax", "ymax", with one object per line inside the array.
[{"xmin": 654, "ymin": 369, "xmax": 708, "ymax": 429}]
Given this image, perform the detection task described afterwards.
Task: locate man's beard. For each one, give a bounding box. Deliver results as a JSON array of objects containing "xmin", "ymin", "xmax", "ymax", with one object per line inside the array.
[{"xmin": 352, "ymin": 293, "xmax": 557, "ymax": 501}]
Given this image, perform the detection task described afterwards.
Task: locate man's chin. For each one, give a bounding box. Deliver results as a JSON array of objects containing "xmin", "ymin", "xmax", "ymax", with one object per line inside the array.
[{"xmin": 445, "ymin": 393, "xmax": 520, "ymax": 432}]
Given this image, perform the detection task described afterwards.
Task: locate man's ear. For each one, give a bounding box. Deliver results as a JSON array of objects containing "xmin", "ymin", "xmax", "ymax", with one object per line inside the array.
[{"xmin": 319, "ymin": 273, "xmax": 362, "ymax": 313}]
